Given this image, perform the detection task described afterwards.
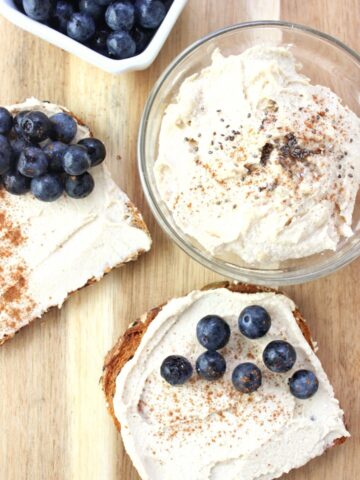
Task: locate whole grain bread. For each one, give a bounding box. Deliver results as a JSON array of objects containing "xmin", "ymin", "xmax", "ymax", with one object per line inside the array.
[
  {"xmin": 0, "ymin": 100, "xmax": 151, "ymax": 345},
  {"xmin": 102, "ymin": 281, "xmax": 347, "ymax": 451},
  {"xmin": 102, "ymin": 281, "xmax": 318, "ymax": 431}
]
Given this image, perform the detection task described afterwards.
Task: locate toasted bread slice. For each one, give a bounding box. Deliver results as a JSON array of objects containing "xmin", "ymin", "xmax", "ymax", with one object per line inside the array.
[
  {"xmin": 102, "ymin": 281, "xmax": 347, "ymax": 479},
  {"xmin": 0, "ymin": 98, "xmax": 151, "ymax": 345},
  {"xmin": 102, "ymin": 282, "xmax": 314, "ymax": 430}
]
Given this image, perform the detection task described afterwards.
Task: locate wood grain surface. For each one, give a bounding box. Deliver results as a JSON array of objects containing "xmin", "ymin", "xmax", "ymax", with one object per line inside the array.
[{"xmin": 0, "ymin": 1, "xmax": 359, "ymax": 479}]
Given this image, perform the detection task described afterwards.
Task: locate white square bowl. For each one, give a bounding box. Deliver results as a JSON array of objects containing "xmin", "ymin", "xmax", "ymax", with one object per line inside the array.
[{"xmin": 0, "ymin": 0, "xmax": 188, "ymax": 74}]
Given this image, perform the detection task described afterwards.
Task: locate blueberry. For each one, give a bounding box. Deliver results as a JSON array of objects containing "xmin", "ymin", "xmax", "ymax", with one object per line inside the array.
[
  {"xmin": 196, "ymin": 351, "xmax": 226, "ymax": 381},
  {"xmin": 196, "ymin": 315, "xmax": 230, "ymax": 351},
  {"xmin": 63, "ymin": 145, "xmax": 91, "ymax": 175},
  {"xmin": 20, "ymin": 111, "xmax": 52, "ymax": 143},
  {"xmin": 238, "ymin": 305, "xmax": 271, "ymax": 339},
  {"xmin": 52, "ymin": 1, "xmax": 74, "ymax": 32},
  {"xmin": 232, "ymin": 362, "xmax": 262, "ymax": 393},
  {"xmin": 31, "ymin": 173, "xmax": 64, "ymax": 202},
  {"xmin": 10, "ymin": 136, "xmax": 33, "ymax": 160},
  {"xmin": 0, "ymin": 135, "xmax": 12, "ymax": 175},
  {"xmin": 94, "ymin": 0, "xmax": 112, "ymax": 5},
  {"xmin": 43, "ymin": 141, "xmax": 67, "ymax": 172},
  {"xmin": 162, "ymin": 0, "xmax": 173, "ymax": 11},
  {"xmin": 78, "ymin": 137, "xmax": 106, "ymax": 166},
  {"xmin": 14, "ymin": 111, "xmax": 30, "ymax": 137},
  {"xmin": 105, "ymin": 1, "xmax": 135, "ymax": 31},
  {"xmin": 107, "ymin": 31, "xmax": 136, "ymax": 59},
  {"xmin": 90, "ymin": 29, "xmax": 110, "ymax": 54},
  {"xmin": 0, "ymin": 107, "xmax": 13, "ymax": 135},
  {"xmin": 3, "ymin": 170, "xmax": 31, "ymax": 195},
  {"xmin": 18, "ymin": 147, "xmax": 48, "ymax": 178},
  {"xmin": 79, "ymin": 0, "xmax": 104, "ymax": 21},
  {"xmin": 65, "ymin": 172, "xmax": 95, "ymax": 199},
  {"xmin": 289, "ymin": 369, "xmax": 319, "ymax": 399},
  {"xmin": 22, "ymin": 0, "xmax": 54, "ymax": 21},
  {"xmin": 14, "ymin": 0, "xmax": 24, "ymax": 12},
  {"xmin": 135, "ymin": 0, "xmax": 166, "ymax": 29},
  {"xmin": 50, "ymin": 112, "xmax": 77, "ymax": 144},
  {"xmin": 263, "ymin": 340, "xmax": 297, "ymax": 373},
  {"xmin": 160, "ymin": 355, "xmax": 193, "ymax": 386},
  {"xmin": 67, "ymin": 12, "xmax": 96, "ymax": 42},
  {"xmin": 131, "ymin": 26, "xmax": 152, "ymax": 53}
]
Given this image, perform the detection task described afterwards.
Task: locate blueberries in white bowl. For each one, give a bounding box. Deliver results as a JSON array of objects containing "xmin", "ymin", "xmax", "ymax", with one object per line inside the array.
[
  {"xmin": 18, "ymin": 0, "xmax": 174, "ymax": 60},
  {"xmin": 22, "ymin": 0, "xmax": 54, "ymax": 22},
  {"xmin": 90, "ymin": 29, "xmax": 111, "ymax": 54},
  {"xmin": 52, "ymin": 1, "xmax": 74, "ymax": 32},
  {"xmin": 67, "ymin": 12, "xmax": 96, "ymax": 43},
  {"xmin": 132, "ymin": 25, "xmax": 152, "ymax": 53},
  {"xmin": 79, "ymin": 0, "xmax": 105, "ymax": 21},
  {"xmin": 96, "ymin": 0, "xmax": 113, "ymax": 5},
  {"xmin": 105, "ymin": 2, "xmax": 135, "ymax": 31},
  {"xmin": 0, "ymin": 106, "xmax": 106, "ymax": 202},
  {"xmin": 135, "ymin": 0, "xmax": 166, "ymax": 29},
  {"xmin": 107, "ymin": 30, "xmax": 136, "ymax": 59}
]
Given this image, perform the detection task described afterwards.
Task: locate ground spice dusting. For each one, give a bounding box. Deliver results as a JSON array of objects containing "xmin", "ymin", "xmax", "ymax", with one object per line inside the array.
[{"xmin": 0, "ymin": 196, "xmax": 35, "ymax": 340}]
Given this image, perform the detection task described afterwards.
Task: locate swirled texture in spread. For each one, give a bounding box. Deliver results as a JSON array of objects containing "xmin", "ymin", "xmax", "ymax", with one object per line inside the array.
[{"xmin": 155, "ymin": 46, "xmax": 360, "ymax": 265}]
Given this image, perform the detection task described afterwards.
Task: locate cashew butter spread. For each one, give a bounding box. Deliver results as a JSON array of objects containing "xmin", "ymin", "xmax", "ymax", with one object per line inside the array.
[
  {"xmin": 114, "ymin": 287, "xmax": 348, "ymax": 480},
  {"xmin": 155, "ymin": 46, "xmax": 360, "ymax": 264},
  {"xmin": 0, "ymin": 98, "xmax": 151, "ymax": 342}
]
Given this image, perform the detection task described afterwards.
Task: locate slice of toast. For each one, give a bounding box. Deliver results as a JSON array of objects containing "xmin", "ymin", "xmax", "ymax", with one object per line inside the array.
[
  {"xmin": 102, "ymin": 282, "xmax": 348, "ymax": 480},
  {"xmin": 102, "ymin": 282, "xmax": 313, "ymax": 430},
  {"xmin": 0, "ymin": 98, "xmax": 151, "ymax": 345}
]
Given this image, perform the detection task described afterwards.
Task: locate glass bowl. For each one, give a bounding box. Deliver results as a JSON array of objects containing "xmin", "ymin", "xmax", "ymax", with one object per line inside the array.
[{"xmin": 138, "ymin": 21, "xmax": 360, "ymax": 285}]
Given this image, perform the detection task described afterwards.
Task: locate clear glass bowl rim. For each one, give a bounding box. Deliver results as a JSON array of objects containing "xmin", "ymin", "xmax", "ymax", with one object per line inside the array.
[{"xmin": 138, "ymin": 20, "xmax": 360, "ymax": 285}]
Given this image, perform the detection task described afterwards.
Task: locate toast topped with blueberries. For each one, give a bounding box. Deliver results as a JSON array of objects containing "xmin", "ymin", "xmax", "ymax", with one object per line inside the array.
[
  {"xmin": 0, "ymin": 98, "xmax": 151, "ymax": 345},
  {"xmin": 102, "ymin": 282, "xmax": 348, "ymax": 480}
]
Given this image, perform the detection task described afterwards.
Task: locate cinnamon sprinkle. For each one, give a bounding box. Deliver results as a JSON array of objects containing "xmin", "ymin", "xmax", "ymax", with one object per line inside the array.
[{"xmin": 0, "ymin": 193, "xmax": 35, "ymax": 335}]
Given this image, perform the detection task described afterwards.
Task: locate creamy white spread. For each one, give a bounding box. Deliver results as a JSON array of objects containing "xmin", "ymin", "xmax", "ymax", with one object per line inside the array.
[
  {"xmin": 0, "ymin": 98, "xmax": 151, "ymax": 342},
  {"xmin": 155, "ymin": 46, "xmax": 360, "ymax": 265},
  {"xmin": 115, "ymin": 288, "xmax": 349, "ymax": 480}
]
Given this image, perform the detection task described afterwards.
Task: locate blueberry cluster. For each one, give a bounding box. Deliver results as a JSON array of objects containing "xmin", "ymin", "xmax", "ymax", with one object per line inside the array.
[
  {"xmin": 0, "ymin": 106, "xmax": 106, "ymax": 202},
  {"xmin": 160, "ymin": 305, "xmax": 319, "ymax": 400},
  {"xmin": 16, "ymin": 0, "xmax": 173, "ymax": 59}
]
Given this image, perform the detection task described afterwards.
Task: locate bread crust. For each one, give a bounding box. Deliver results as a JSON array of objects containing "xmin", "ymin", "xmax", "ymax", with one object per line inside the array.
[{"xmin": 102, "ymin": 281, "xmax": 316, "ymax": 431}]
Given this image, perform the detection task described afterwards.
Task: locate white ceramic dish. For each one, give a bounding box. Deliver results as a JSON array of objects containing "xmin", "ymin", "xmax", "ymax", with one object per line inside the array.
[{"xmin": 0, "ymin": 0, "xmax": 187, "ymax": 74}]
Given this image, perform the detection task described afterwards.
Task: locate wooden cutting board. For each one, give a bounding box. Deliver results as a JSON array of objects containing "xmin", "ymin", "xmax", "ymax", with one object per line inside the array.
[{"xmin": 0, "ymin": 1, "xmax": 359, "ymax": 479}]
